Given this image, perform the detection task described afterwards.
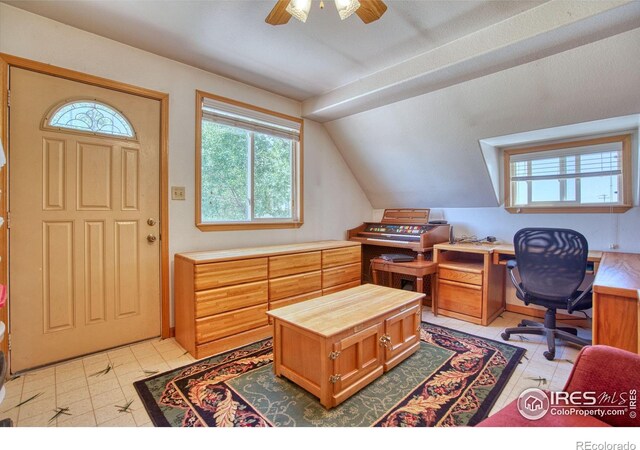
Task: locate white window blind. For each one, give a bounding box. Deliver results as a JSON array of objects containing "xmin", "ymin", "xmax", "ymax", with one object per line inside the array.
[
  {"xmin": 510, "ymin": 142, "xmax": 622, "ymax": 182},
  {"xmin": 202, "ymin": 97, "xmax": 301, "ymax": 141}
]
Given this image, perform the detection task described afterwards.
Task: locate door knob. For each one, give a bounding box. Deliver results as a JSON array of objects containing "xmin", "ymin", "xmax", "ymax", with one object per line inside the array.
[
  {"xmin": 147, "ymin": 234, "xmax": 157, "ymax": 243},
  {"xmin": 147, "ymin": 218, "xmax": 157, "ymax": 226}
]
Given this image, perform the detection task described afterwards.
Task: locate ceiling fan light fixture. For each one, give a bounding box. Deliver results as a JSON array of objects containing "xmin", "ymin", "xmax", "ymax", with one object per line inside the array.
[
  {"xmin": 286, "ymin": 0, "xmax": 312, "ymax": 23},
  {"xmin": 335, "ymin": 0, "xmax": 361, "ymax": 20}
]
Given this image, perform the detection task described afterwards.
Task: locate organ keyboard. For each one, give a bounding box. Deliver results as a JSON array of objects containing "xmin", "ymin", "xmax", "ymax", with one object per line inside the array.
[{"xmin": 348, "ymin": 209, "xmax": 451, "ymax": 260}]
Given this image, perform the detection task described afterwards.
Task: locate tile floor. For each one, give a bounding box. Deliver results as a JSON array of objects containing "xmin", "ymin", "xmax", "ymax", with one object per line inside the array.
[{"xmin": 0, "ymin": 310, "xmax": 590, "ymax": 427}]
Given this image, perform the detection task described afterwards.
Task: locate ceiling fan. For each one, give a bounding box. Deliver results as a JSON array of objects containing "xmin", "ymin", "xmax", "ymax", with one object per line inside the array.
[{"xmin": 266, "ymin": 0, "xmax": 388, "ymax": 25}]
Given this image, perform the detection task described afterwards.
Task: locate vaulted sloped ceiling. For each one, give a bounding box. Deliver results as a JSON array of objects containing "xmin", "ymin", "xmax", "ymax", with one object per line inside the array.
[{"xmin": 324, "ymin": 25, "xmax": 640, "ymax": 208}]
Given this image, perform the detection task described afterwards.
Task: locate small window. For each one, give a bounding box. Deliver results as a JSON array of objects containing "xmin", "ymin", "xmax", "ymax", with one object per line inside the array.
[
  {"xmin": 46, "ymin": 100, "xmax": 135, "ymax": 138},
  {"xmin": 196, "ymin": 91, "xmax": 303, "ymax": 230},
  {"xmin": 504, "ymin": 134, "xmax": 632, "ymax": 213}
]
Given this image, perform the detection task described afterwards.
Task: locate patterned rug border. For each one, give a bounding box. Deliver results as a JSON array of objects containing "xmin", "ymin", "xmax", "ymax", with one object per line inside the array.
[
  {"xmin": 425, "ymin": 322, "xmax": 526, "ymax": 425},
  {"xmin": 134, "ymin": 322, "xmax": 526, "ymax": 427}
]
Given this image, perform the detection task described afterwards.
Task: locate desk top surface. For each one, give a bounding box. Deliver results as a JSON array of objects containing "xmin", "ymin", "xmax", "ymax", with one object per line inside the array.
[
  {"xmin": 267, "ymin": 284, "xmax": 424, "ymax": 337},
  {"xmin": 593, "ymin": 252, "xmax": 640, "ymax": 298},
  {"xmin": 434, "ymin": 242, "xmax": 603, "ymax": 261}
]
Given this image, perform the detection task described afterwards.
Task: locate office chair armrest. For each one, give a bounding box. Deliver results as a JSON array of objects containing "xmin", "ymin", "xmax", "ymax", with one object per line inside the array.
[
  {"xmin": 567, "ymin": 281, "xmax": 593, "ymax": 314},
  {"xmin": 506, "ymin": 260, "xmax": 527, "ymax": 300}
]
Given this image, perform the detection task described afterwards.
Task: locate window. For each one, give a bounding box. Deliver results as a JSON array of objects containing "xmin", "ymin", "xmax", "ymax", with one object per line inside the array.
[
  {"xmin": 45, "ymin": 100, "xmax": 135, "ymax": 138},
  {"xmin": 196, "ymin": 91, "xmax": 303, "ymax": 230},
  {"xmin": 504, "ymin": 134, "xmax": 632, "ymax": 213}
]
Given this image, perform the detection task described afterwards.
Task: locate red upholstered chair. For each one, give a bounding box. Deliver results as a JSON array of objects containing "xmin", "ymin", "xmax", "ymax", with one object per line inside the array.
[{"xmin": 477, "ymin": 345, "xmax": 640, "ymax": 427}]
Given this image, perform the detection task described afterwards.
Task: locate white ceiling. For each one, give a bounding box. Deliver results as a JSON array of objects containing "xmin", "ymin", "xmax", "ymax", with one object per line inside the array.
[{"xmin": 4, "ymin": 0, "xmax": 544, "ymax": 101}]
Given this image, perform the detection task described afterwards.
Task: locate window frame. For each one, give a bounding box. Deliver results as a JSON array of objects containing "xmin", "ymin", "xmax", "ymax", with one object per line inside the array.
[
  {"xmin": 43, "ymin": 97, "xmax": 137, "ymax": 141},
  {"xmin": 503, "ymin": 134, "xmax": 633, "ymax": 214},
  {"xmin": 195, "ymin": 90, "xmax": 304, "ymax": 231}
]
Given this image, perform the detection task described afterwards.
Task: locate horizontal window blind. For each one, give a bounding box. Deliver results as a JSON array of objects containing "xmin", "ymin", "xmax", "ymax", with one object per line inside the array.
[
  {"xmin": 510, "ymin": 142, "xmax": 622, "ymax": 182},
  {"xmin": 202, "ymin": 98, "xmax": 301, "ymax": 142}
]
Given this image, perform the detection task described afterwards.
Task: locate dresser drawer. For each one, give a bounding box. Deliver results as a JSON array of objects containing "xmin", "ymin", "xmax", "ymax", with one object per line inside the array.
[
  {"xmin": 194, "ymin": 258, "xmax": 268, "ymax": 290},
  {"xmin": 195, "ymin": 281, "xmax": 268, "ymax": 318},
  {"xmin": 195, "ymin": 304, "xmax": 268, "ymax": 344},
  {"xmin": 438, "ymin": 279, "xmax": 482, "ymax": 318},
  {"xmin": 322, "ymin": 246, "xmax": 361, "ymax": 269},
  {"xmin": 269, "ymin": 290, "xmax": 322, "ymax": 311},
  {"xmin": 269, "ymin": 251, "xmax": 321, "ymax": 278},
  {"xmin": 322, "ymin": 280, "xmax": 361, "ymax": 296},
  {"xmin": 439, "ymin": 267, "xmax": 483, "ymax": 286},
  {"xmin": 269, "ymin": 271, "xmax": 322, "ymax": 301},
  {"xmin": 322, "ymin": 263, "xmax": 361, "ymax": 288}
]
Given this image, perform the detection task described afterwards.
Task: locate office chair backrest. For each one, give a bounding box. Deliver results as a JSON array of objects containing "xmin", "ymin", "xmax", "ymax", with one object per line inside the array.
[{"xmin": 513, "ymin": 228, "xmax": 588, "ymax": 301}]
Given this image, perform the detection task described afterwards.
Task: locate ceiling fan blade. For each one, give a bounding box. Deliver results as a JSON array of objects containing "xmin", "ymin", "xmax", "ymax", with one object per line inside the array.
[
  {"xmin": 266, "ymin": 0, "xmax": 292, "ymax": 25},
  {"xmin": 356, "ymin": 0, "xmax": 387, "ymax": 24}
]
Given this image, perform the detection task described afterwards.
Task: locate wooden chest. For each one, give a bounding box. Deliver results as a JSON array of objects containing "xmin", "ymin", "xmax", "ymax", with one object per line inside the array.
[
  {"xmin": 267, "ymin": 284, "xmax": 423, "ymax": 409},
  {"xmin": 174, "ymin": 240, "xmax": 361, "ymax": 359}
]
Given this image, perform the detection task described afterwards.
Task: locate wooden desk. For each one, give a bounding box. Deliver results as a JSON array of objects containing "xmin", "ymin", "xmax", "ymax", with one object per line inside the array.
[
  {"xmin": 592, "ymin": 252, "xmax": 640, "ymax": 353},
  {"xmin": 432, "ymin": 243, "xmax": 505, "ymax": 326},
  {"xmin": 267, "ymin": 284, "xmax": 423, "ymax": 409},
  {"xmin": 370, "ymin": 258, "xmax": 438, "ymax": 314}
]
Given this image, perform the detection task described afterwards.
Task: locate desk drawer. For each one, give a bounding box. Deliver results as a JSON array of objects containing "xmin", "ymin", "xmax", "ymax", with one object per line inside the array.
[
  {"xmin": 269, "ymin": 251, "xmax": 321, "ymax": 278},
  {"xmin": 323, "ymin": 263, "xmax": 361, "ymax": 288},
  {"xmin": 322, "ymin": 246, "xmax": 361, "ymax": 269},
  {"xmin": 439, "ymin": 267, "xmax": 483, "ymax": 286},
  {"xmin": 195, "ymin": 258, "xmax": 268, "ymax": 290},
  {"xmin": 269, "ymin": 271, "xmax": 322, "ymax": 301},
  {"xmin": 196, "ymin": 304, "xmax": 268, "ymax": 343},
  {"xmin": 438, "ymin": 279, "xmax": 482, "ymax": 318},
  {"xmin": 195, "ymin": 281, "xmax": 268, "ymax": 318}
]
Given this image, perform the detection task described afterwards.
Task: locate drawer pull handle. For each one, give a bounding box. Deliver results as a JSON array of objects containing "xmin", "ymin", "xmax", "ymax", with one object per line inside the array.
[
  {"xmin": 329, "ymin": 374, "xmax": 342, "ymax": 384},
  {"xmin": 328, "ymin": 351, "xmax": 341, "ymax": 360},
  {"xmin": 379, "ymin": 334, "xmax": 392, "ymax": 348}
]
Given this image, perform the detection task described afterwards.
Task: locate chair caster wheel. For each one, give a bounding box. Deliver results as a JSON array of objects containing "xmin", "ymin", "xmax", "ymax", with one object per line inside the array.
[
  {"xmin": 501, "ymin": 332, "xmax": 510, "ymax": 341},
  {"xmin": 543, "ymin": 351, "xmax": 555, "ymax": 361}
]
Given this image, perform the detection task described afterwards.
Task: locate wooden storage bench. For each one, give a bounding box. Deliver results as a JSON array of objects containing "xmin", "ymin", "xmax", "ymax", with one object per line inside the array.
[
  {"xmin": 174, "ymin": 240, "xmax": 361, "ymax": 359},
  {"xmin": 267, "ymin": 284, "xmax": 424, "ymax": 409}
]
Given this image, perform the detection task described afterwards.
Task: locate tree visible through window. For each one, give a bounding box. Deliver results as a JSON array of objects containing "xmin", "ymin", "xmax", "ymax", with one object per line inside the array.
[{"xmin": 196, "ymin": 91, "xmax": 302, "ymax": 230}]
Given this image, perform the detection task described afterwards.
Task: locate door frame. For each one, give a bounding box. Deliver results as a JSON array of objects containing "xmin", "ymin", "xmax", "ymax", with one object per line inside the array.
[{"xmin": 0, "ymin": 53, "xmax": 171, "ymax": 374}]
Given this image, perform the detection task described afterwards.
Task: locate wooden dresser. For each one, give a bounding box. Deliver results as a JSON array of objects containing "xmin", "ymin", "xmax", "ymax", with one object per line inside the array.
[{"xmin": 174, "ymin": 240, "xmax": 361, "ymax": 359}]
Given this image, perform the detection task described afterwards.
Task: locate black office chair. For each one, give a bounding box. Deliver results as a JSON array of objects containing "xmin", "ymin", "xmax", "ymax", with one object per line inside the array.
[{"xmin": 501, "ymin": 228, "xmax": 592, "ymax": 360}]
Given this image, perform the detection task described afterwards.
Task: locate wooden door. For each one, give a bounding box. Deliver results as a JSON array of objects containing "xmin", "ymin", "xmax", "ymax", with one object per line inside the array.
[
  {"xmin": 9, "ymin": 67, "xmax": 161, "ymax": 371},
  {"xmin": 383, "ymin": 304, "xmax": 421, "ymax": 370},
  {"xmin": 331, "ymin": 323, "xmax": 384, "ymax": 406}
]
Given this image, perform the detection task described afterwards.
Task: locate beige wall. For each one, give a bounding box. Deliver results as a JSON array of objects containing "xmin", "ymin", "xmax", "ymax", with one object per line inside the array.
[{"xmin": 0, "ymin": 4, "xmax": 373, "ymax": 325}]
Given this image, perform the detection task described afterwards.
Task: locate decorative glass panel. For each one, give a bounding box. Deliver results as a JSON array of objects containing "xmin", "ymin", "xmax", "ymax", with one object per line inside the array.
[{"xmin": 48, "ymin": 101, "xmax": 135, "ymax": 138}]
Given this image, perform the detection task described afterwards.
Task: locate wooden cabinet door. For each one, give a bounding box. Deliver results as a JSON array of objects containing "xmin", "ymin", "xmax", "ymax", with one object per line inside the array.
[
  {"xmin": 331, "ymin": 323, "xmax": 384, "ymax": 406},
  {"xmin": 383, "ymin": 303, "xmax": 421, "ymax": 370}
]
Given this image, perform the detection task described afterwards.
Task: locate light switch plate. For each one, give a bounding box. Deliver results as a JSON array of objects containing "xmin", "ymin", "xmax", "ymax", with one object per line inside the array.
[{"xmin": 171, "ymin": 186, "xmax": 186, "ymax": 200}]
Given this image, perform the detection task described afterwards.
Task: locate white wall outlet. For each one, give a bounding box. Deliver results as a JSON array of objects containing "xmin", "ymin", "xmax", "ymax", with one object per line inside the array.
[{"xmin": 171, "ymin": 186, "xmax": 186, "ymax": 200}]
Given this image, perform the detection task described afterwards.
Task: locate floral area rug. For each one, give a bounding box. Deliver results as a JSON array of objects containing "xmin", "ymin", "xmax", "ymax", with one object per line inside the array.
[{"xmin": 134, "ymin": 323, "xmax": 524, "ymax": 427}]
